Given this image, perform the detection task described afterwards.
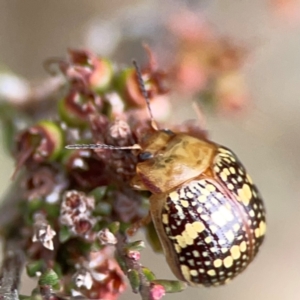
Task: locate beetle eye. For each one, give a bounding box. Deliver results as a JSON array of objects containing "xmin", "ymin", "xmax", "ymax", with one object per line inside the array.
[
  {"xmin": 162, "ymin": 129, "xmax": 174, "ymax": 135},
  {"xmin": 138, "ymin": 151, "xmax": 153, "ymax": 162}
]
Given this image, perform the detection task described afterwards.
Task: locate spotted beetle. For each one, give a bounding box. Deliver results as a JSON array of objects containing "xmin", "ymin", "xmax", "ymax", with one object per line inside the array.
[{"xmin": 66, "ymin": 61, "xmax": 266, "ymax": 287}]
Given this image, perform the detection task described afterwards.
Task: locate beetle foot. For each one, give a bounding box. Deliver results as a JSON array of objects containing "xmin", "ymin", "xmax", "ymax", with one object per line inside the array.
[{"xmin": 127, "ymin": 212, "xmax": 152, "ymax": 236}]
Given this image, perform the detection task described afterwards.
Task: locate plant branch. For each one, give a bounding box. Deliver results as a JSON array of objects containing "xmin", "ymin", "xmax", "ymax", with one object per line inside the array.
[
  {"xmin": 116, "ymin": 233, "xmax": 152, "ymax": 300},
  {"xmin": 0, "ymin": 239, "xmax": 24, "ymax": 300}
]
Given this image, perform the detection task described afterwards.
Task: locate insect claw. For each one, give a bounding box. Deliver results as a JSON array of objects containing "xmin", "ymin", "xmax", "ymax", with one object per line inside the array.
[{"xmin": 127, "ymin": 212, "xmax": 152, "ymax": 236}]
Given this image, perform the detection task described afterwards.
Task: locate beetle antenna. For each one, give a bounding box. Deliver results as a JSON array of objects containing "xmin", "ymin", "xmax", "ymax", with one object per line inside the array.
[
  {"xmin": 132, "ymin": 60, "xmax": 158, "ymax": 130},
  {"xmin": 65, "ymin": 143, "xmax": 141, "ymax": 150}
]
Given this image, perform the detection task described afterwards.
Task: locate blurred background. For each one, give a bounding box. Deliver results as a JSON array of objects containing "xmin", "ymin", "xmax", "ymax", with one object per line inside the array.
[{"xmin": 1, "ymin": 0, "xmax": 300, "ymax": 299}]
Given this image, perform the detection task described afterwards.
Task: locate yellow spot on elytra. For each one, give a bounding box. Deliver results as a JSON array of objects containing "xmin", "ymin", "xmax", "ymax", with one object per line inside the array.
[
  {"xmin": 185, "ymin": 224, "xmax": 198, "ymax": 238},
  {"xmin": 175, "ymin": 244, "xmax": 181, "ymax": 253},
  {"xmin": 219, "ymin": 148, "xmax": 230, "ymax": 154},
  {"xmin": 246, "ymin": 174, "xmax": 253, "ymax": 184},
  {"xmin": 225, "ymin": 278, "xmax": 232, "ymax": 284},
  {"xmin": 162, "ymin": 214, "xmax": 168, "ymax": 224},
  {"xmin": 193, "ymin": 250, "xmax": 200, "ymax": 257},
  {"xmin": 207, "ymin": 269, "xmax": 216, "ymax": 276},
  {"xmin": 200, "ymin": 188, "xmax": 211, "ymax": 196},
  {"xmin": 188, "ymin": 259, "xmax": 195, "ymax": 267},
  {"xmin": 205, "ymin": 236, "xmax": 213, "ymax": 244},
  {"xmin": 192, "ymin": 221, "xmax": 205, "ymax": 233},
  {"xmin": 178, "ymin": 221, "xmax": 206, "ymax": 248},
  {"xmin": 225, "ymin": 230, "xmax": 235, "ymax": 242},
  {"xmin": 175, "ymin": 205, "xmax": 183, "ymax": 215},
  {"xmin": 239, "ymin": 241, "xmax": 247, "ymax": 252},
  {"xmin": 202, "ymin": 251, "xmax": 208, "ymax": 257},
  {"xmin": 221, "ymin": 248, "xmax": 228, "ymax": 253},
  {"xmin": 220, "ymin": 172, "xmax": 228, "ymax": 181},
  {"xmin": 181, "ymin": 200, "xmax": 189, "ymax": 208},
  {"xmin": 224, "ymin": 168, "xmax": 230, "ymax": 175},
  {"xmin": 176, "ymin": 235, "xmax": 187, "ymax": 248},
  {"xmin": 206, "ymin": 184, "xmax": 216, "ymax": 192},
  {"xmin": 198, "ymin": 195, "xmax": 207, "ymax": 203},
  {"xmin": 182, "ymin": 230, "xmax": 194, "ymax": 246},
  {"xmin": 197, "ymin": 206, "xmax": 203, "ymax": 213},
  {"xmin": 181, "ymin": 265, "xmax": 191, "ymax": 281},
  {"xmin": 233, "ymin": 223, "xmax": 240, "ymax": 232},
  {"xmin": 230, "ymin": 245, "xmax": 241, "ymax": 260},
  {"xmin": 223, "ymin": 256, "xmax": 233, "ymax": 268},
  {"xmin": 169, "ymin": 191, "xmax": 179, "ymax": 201},
  {"xmin": 229, "ymin": 167, "xmax": 236, "ymax": 174},
  {"xmin": 237, "ymin": 184, "xmax": 252, "ymax": 205},
  {"xmin": 249, "ymin": 210, "xmax": 255, "ymax": 217},
  {"xmin": 190, "ymin": 269, "xmax": 198, "ymax": 276},
  {"xmin": 254, "ymin": 228, "xmax": 260, "ymax": 238},
  {"xmin": 201, "ymin": 214, "xmax": 209, "ymax": 222},
  {"xmin": 227, "ymin": 183, "xmax": 234, "ymax": 190},
  {"xmin": 259, "ymin": 221, "xmax": 266, "ymax": 236},
  {"xmin": 186, "ymin": 192, "xmax": 194, "ymax": 199},
  {"xmin": 213, "ymin": 259, "xmax": 222, "ymax": 268}
]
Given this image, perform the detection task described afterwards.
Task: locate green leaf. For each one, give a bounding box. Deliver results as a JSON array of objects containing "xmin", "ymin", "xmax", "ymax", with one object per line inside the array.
[
  {"xmin": 59, "ymin": 225, "xmax": 72, "ymax": 243},
  {"xmin": 142, "ymin": 267, "xmax": 156, "ymax": 282},
  {"xmin": 26, "ymin": 260, "xmax": 44, "ymax": 277},
  {"xmin": 124, "ymin": 240, "xmax": 145, "ymax": 252},
  {"xmin": 128, "ymin": 269, "xmax": 140, "ymax": 293},
  {"xmin": 38, "ymin": 269, "xmax": 59, "ymax": 287},
  {"xmin": 151, "ymin": 280, "xmax": 187, "ymax": 293},
  {"xmin": 89, "ymin": 186, "xmax": 108, "ymax": 202}
]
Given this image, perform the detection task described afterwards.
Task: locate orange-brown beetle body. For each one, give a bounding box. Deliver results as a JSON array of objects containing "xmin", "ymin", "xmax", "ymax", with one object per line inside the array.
[{"xmin": 131, "ymin": 130, "xmax": 266, "ymax": 286}]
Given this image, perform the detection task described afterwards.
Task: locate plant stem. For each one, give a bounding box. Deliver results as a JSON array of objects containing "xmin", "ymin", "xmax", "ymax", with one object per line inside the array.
[{"xmin": 0, "ymin": 239, "xmax": 24, "ymax": 300}]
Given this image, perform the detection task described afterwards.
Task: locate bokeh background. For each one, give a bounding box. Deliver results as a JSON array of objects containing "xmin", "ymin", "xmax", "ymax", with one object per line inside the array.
[{"xmin": 1, "ymin": 1, "xmax": 300, "ymax": 299}]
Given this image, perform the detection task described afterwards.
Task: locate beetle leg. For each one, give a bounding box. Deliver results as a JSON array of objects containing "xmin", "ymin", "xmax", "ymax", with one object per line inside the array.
[{"xmin": 127, "ymin": 211, "xmax": 152, "ymax": 236}]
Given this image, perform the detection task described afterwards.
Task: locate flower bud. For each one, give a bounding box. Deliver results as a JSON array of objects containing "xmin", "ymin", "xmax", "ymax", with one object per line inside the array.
[
  {"xmin": 16, "ymin": 120, "xmax": 64, "ymax": 167},
  {"xmin": 32, "ymin": 213, "xmax": 56, "ymax": 250},
  {"xmin": 97, "ymin": 228, "xmax": 117, "ymax": 245},
  {"xmin": 62, "ymin": 150, "xmax": 109, "ymax": 189},
  {"xmin": 58, "ymin": 89, "xmax": 100, "ymax": 127},
  {"xmin": 90, "ymin": 58, "xmax": 113, "ymax": 93},
  {"xmin": 150, "ymin": 283, "xmax": 165, "ymax": 300},
  {"xmin": 127, "ymin": 250, "xmax": 140, "ymax": 261},
  {"xmin": 115, "ymin": 68, "xmax": 144, "ymax": 108},
  {"xmin": 66, "ymin": 49, "xmax": 113, "ymax": 92},
  {"xmin": 60, "ymin": 190, "xmax": 96, "ymax": 237},
  {"xmin": 73, "ymin": 269, "xmax": 93, "ymax": 290}
]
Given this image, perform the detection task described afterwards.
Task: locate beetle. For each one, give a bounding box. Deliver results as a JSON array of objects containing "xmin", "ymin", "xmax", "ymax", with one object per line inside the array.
[{"xmin": 66, "ymin": 61, "xmax": 266, "ymax": 287}]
